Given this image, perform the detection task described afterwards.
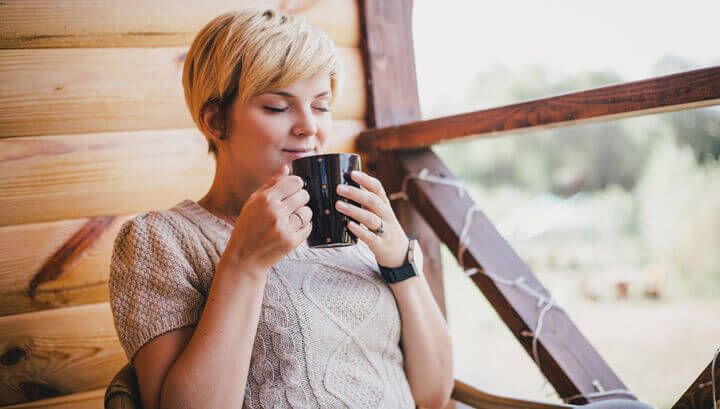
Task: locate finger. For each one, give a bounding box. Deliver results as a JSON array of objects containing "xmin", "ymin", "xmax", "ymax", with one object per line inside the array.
[
  {"xmin": 294, "ymin": 218, "xmax": 313, "ymax": 242},
  {"xmin": 250, "ymin": 165, "xmax": 289, "ymax": 203},
  {"xmin": 347, "ymin": 220, "xmax": 380, "ymax": 247},
  {"xmin": 268, "ymin": 174, "xmax": 305, "ymax": 201},
  {"xmin": 276, "ymin": 164, "xmax": 290, "ymax": 178},
  {"xmin": 261, "ymin": 164, "xmax": 290, "ymax": 190},
  {"xmin": 257, "ymin": 165, "xmax": 291, "ymax": 199},
  {"xmin": 281, "ymin": 188, "xmax": 310, "ymax": 212},
  {"xmin": 289, "ymin": 206, "xmax": 312, "ymax": 231},
  {"xmin": 336, "ymin": 184, "xmax": 387, "ymax": 217},
  {"xmin": 335, "ymin": 200, "xmax": 382, "ymax": 231},
  {"xmin": 351, "ymin": 171, "xmax": 389, "ymax": 202},
  {"xmin": 288, "ymin": 211, "xmax": 305, "ymax": 231}
]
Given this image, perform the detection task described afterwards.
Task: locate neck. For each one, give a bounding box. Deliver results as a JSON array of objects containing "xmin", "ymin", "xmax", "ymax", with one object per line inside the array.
[{"xmin": 197, "ymin": 158, "xmax": 261, "ymax": 225}]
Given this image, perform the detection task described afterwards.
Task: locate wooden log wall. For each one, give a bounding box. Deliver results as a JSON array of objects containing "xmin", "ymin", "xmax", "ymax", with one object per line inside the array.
[{"xmin": 0, "ymin": 0, "xmax": 367, "ymax": 406}]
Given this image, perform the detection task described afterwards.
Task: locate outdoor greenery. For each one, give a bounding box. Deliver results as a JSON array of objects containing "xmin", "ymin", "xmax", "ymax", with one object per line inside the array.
[{"xmin": 431, "ymin": 55, "xmax": 720, "ymax": 297}]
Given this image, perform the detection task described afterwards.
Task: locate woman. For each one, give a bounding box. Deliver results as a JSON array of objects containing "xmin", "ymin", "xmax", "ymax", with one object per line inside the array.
[{"xmin": 108, "ymin": 8, "xmax": 453, "ymax": 409}]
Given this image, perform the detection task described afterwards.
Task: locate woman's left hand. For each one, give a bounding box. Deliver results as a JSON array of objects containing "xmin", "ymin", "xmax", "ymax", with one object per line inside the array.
[
  {"xmin": 338, "ymin": 171, "xmax": 453, "ymax": 406},
  {"xmin": 335, "ymin": 170, "xmax": 409, "ymax": 268}
]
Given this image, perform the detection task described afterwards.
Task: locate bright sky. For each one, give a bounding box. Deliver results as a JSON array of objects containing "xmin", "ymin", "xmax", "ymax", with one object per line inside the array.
[{"xmin": 413, "ymin": 0, "xmax": 720, "ymax": 103}]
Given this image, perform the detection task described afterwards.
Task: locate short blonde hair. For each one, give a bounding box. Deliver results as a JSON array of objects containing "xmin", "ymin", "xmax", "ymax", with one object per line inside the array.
[{"xmin": 182, "ymin": 8, "xmax": 343, "ymax": 156}]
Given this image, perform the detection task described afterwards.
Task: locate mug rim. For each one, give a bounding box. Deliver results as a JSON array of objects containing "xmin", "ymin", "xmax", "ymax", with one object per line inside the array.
[{"xmin": 290, "ymin": 152, "xmax": 360, "ymax": 163}]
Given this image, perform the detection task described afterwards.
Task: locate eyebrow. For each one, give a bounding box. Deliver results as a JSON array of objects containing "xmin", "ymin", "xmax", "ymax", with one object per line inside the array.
[{"xmin": 267, "ymin": 91, "xmax": 330, "ymax": 98}]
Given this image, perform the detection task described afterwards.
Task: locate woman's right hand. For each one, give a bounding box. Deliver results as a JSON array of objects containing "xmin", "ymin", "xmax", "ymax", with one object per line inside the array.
[{"xmin": 221, "ymin": 164, "xmax": 312, "ymax": 277}]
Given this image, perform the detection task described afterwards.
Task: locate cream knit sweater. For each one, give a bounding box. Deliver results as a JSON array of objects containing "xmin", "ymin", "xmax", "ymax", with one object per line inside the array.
[{"xmin": 108, "ymin": 199, "xmax": 415, "ymax": 408}]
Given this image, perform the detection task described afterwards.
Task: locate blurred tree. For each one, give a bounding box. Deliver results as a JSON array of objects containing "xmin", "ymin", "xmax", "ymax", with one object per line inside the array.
[
  {"xmin": 439, "ymin": 66, "xmax": 645, "ymax": 194},
  {"xmin": 651, "ymin": 55, "xmax": 720, "ymax": 161},
  {"xmin": 435, "ymin": 58, "xmax": 720, "ymax": 194}
]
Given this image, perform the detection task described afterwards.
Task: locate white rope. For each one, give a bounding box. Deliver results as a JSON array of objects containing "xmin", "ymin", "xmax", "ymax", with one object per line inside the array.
[
  {"xmin": 390, "ymin": 167, "xmax": 635, "ymax": 403},
  {"xmin": 391, "ymin": 168, "xmax": 557, "ymax": 367},
  {"xmin": 561, "ymin": 379, "xmax": 638, "ymax": 401},
  {"xmin": 388, "ymin": 168, "xmax": 466, "ymax": 201},
  {"xmin": 562, "ymin": 387, "xmax": 637, "ymax": 402},
  {"xmin": 713, "ymin": 347, "xmax": 720, "ymax": 409}
]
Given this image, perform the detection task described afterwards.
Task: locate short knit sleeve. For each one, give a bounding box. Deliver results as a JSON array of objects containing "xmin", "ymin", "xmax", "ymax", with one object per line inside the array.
[{"xmin": 108, "ymin": 211, "xmax": 205, "ymax": 363}]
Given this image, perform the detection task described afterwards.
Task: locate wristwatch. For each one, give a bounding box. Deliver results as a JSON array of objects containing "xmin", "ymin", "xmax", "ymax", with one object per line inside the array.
[{"xmin": 378, "ymin": 239, "xmax": 424, "ymax": 283}]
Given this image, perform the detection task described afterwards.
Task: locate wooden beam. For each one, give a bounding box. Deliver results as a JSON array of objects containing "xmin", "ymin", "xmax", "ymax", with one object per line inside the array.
[
  {"xmin": 0, "ymin": 47, "xmax": 364, "ymax": 138},
  {"xmin": 0, "ymin": 215, "xmax": 133, "ymax": 317},
  {"xmin": 0, "ymin": 128, "xmax": 213, "ymax": 226},
  {"xmin": 452, "ymin": 379, "xmax": 573, "ymax": 409},
  {"xmin": 358, "ymin": 0, "xmax": 447, "ymax": 317},
  {"xmin": 0, "ymin": 121, "xmax": 364, "ymax": 227},
  {"xmin": 672, "ymin": 352, "xmax": 719, "ymax": 409},
  {"xmin": 0, "ymin": 0, "xmax": 359, "ymax": 49},
  {"xmin": 357, "ymin": 66, "xmax": 720, "ymax": 152},
  {"xmin": 28, "ymin": 217, "xmax": 114, "ymax": 301},
  {"xmin": 0, "ymin": 302, "xmax": 125, "ymax": 405},
  {"xmin": 395, "ymin": 149, "xmax": 631, "ymax": 404}
]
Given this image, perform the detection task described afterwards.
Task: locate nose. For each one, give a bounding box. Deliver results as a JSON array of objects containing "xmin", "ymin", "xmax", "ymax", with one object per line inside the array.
[{"xmin": 291, "ymin": 106, "xmax": 318, "ymax": 138}]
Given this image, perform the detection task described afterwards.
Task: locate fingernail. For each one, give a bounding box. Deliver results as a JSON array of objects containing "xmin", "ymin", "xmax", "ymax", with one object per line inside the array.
[
  {"xmin": 337, "ymin": 185, "xmax": 348, "ymax": 193},
  {"xmin": 352, "ymin": 170, "xmax": 362, "ymax": 178},
  {"xmin": 336, "ymin": 200, "xmax": 347, "ymax": 209}
]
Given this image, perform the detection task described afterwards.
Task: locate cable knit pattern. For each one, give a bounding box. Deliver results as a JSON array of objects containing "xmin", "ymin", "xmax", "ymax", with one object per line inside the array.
[{"xmin": 108, "ymin": 199, "xmax": 415, "ymax": 409}]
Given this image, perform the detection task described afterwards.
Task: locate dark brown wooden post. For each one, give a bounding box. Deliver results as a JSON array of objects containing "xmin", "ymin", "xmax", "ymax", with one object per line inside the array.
[
  {"xmin": 387, "ymin": 149, "xmax": 633, "ymax": 404},
  {"xmin": 357, "ymin": 0, "xmax": 446, "ymax": 314},
  {"xmin": 357, "ymin": 1, "xmax": 452, "ymax": 407},
  {"xmin": 672, "ymin": 355, "xmax": 720, "ymax": 409}
]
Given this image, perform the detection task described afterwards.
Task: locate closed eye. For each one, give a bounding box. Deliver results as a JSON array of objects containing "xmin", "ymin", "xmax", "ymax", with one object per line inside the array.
[{"xmin": 264, "ymin": 106, "xmax": 288, "ymax": 113}]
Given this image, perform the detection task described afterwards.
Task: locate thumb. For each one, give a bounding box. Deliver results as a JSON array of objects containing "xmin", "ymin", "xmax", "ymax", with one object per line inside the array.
[
  {"xmin": 274, "ymin": 164, "xmax": 290, "ymax": 180},
  {"xmin": 262, "ymin": 164, "xmax": 290, "ymax": 189}
]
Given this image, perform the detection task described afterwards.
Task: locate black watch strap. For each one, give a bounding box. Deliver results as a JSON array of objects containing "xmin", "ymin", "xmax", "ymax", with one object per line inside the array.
[{"xmin": 379, "ymin": 261, "xmax": 416, "ymax": 283}]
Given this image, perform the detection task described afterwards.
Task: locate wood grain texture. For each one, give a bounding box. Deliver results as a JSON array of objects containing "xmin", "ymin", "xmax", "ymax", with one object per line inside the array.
[
  {"xmin": 28, "ymin": 217, "xmax": 115, "ymax": 300},
  {"xmin": 0, "ymin": 302, "xmax": 125, "ymax": 406},
  {"xmin": 394, "ymin": 149, "xmax": 630, "ymax": 404},
  {"xmin": 0, "ymin": 120, "xmax": 365, "ymax": 315},
  {"xmin": 452, "ymin": 379, "xmax": 573, "ymax": 409},
  {"xmin": 358, "ymin": 0, "xmax": 421, "ymax": 128},
  {"xmin": 0, "ymin": 47, "xmax": 365, "ymax": 138},
  {"xmin": 0, "ymin": 0, "xmax": 359, "ymax": 49},
  {"xmin": 357, "ymin": 66, "xmax": 720, "ymax": 152},
  {"xmin": 672, "ymin": 355, "xmax": 720, "ymax": 409},
  {"xmin": 358, "ymin": 0, "xmax": 447, "ymax": 320},
  {"xmin": 0, "ymin": 120, "xmax": 366, "ymax": 227},
  {"xmin": 0, "ymin": 128, "xmax": 214, "ymax": 226},
  {"xmin": 0, "ymin": 215, "xmax": 133, "ymax": 317},
  {"xmin": 3, "ymin": 388, "xmax": 105, "ymax": 409}
]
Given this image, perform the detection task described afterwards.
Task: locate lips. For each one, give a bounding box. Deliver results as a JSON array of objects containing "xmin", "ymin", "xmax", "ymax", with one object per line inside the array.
[
  {"xmin": 282, "ymin": 148, "xmax": 315, "ymax": 153},
  {"xmin": 282, "ymin": 148, "xmax": 317, "ymax": 159}
]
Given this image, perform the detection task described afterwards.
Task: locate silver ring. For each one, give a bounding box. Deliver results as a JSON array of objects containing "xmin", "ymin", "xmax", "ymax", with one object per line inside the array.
[
  {"xmin": 372, "ymin": 219, "xmax": 384, "ymax": 235},
  {"xmin": 292, "ymin": 212, "xmax": 304, "ymax": 226}
]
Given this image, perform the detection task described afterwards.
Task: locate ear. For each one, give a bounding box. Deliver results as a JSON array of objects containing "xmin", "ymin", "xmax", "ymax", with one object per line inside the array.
[{"xmin": 199, "ymin": 103, "xmax": 226, "ymax": 144}]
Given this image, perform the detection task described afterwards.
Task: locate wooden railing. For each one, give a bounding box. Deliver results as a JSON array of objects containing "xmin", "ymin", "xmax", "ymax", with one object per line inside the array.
[
  {"xmin": 359, "ymin": 1, "xmax": 720, "ymax": 407},
  {"xmin": 452, "ymin": 379, "xmax": 573, "ymax": 409},
  {"xmin": 358, "ymin": 66, "xmax": 720, "ymax": 153}
]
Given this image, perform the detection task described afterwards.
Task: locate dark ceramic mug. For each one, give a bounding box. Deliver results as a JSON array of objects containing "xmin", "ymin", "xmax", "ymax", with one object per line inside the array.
[{"xmin": 291, "ymin": 153, "xmax": 362, "ymax": 248}]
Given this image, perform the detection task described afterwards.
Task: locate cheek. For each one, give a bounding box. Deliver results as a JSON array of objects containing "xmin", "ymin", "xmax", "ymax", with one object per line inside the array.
[
  {"xmin": 316, "ymin": 117, "xmax": 333, "ymax": 147},
  {"xmin": 235, "ymin": 114, "xmax": 286, "ymax": 149}
]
